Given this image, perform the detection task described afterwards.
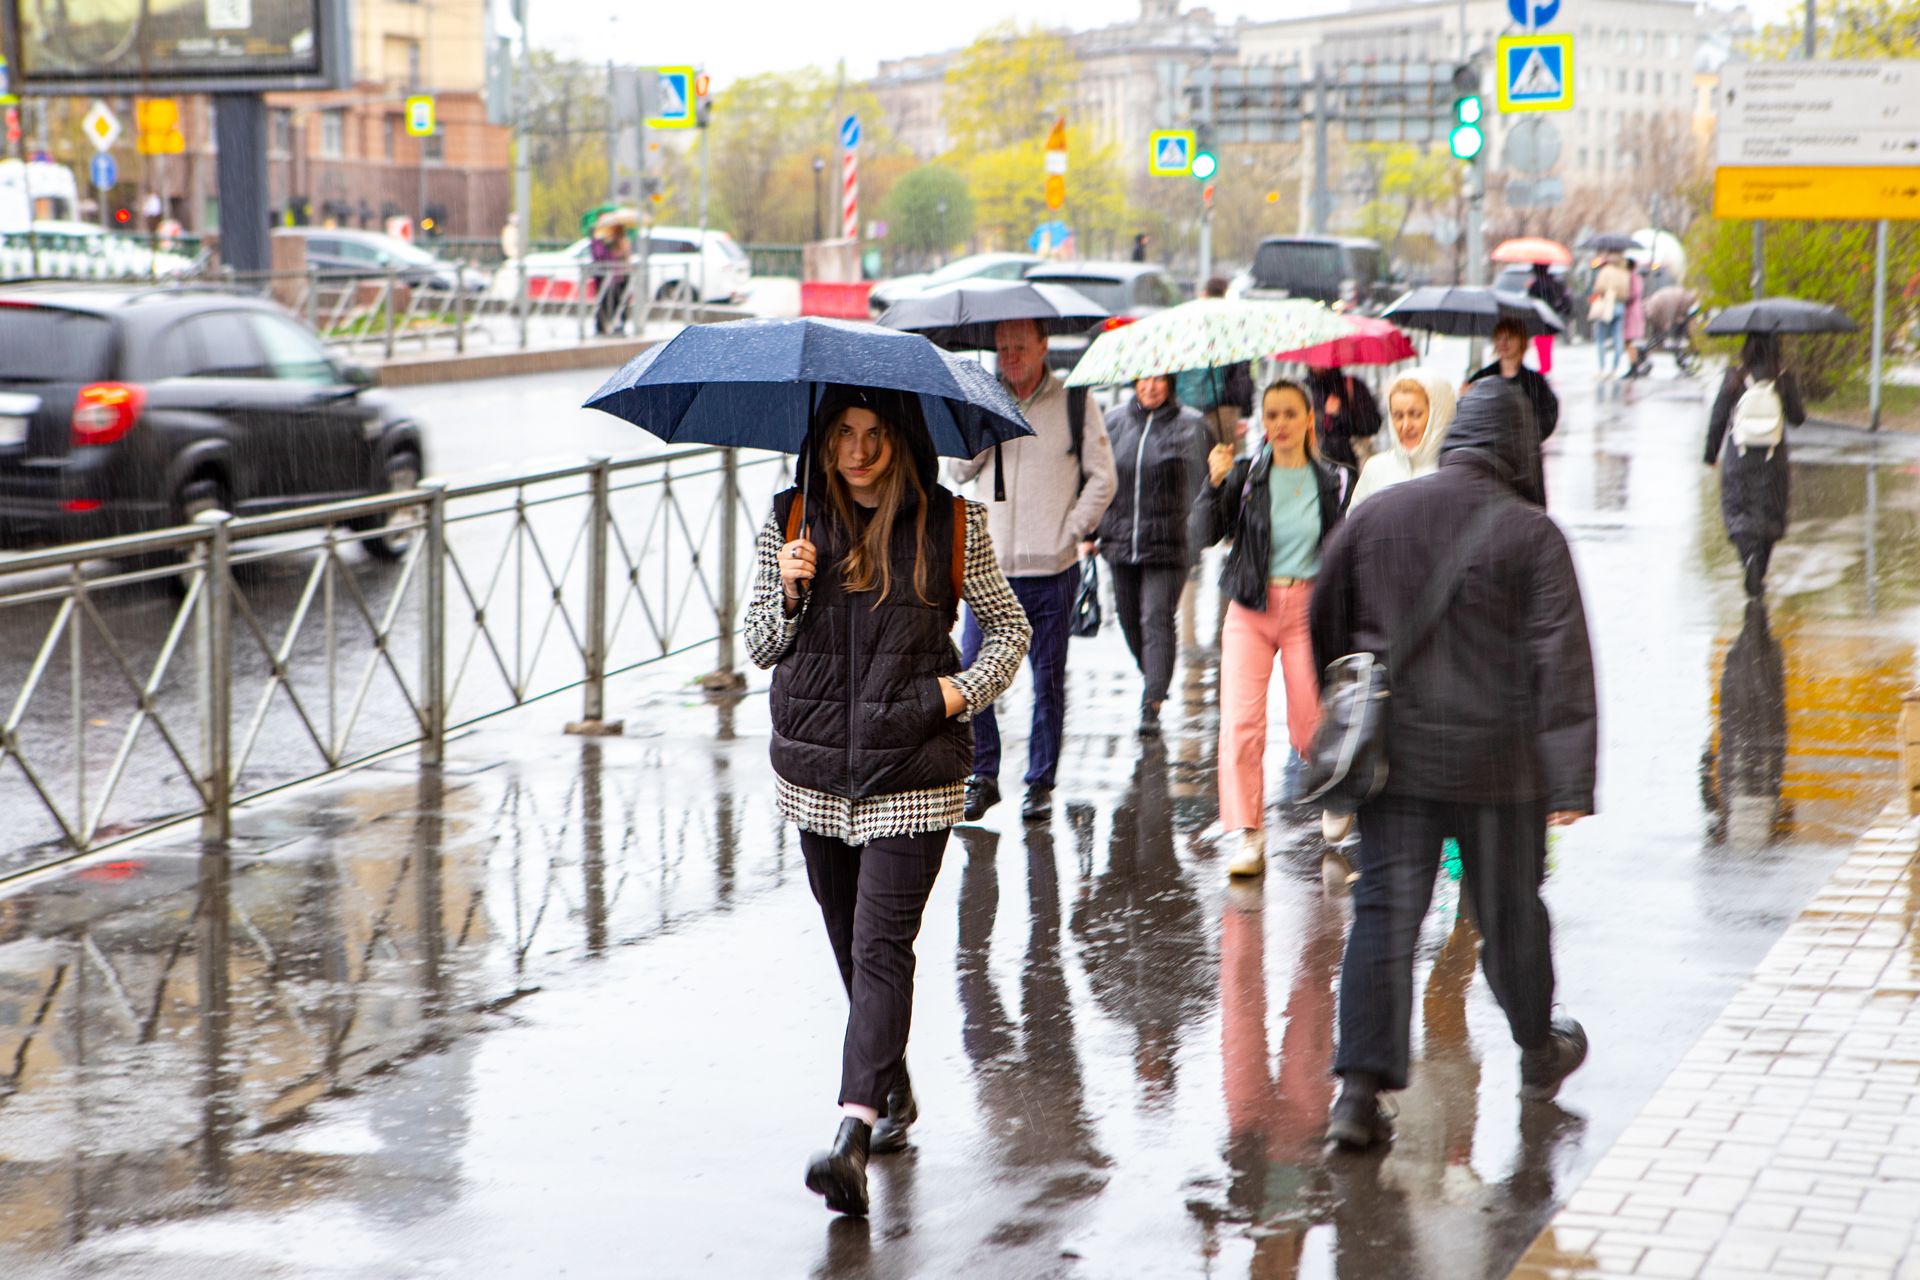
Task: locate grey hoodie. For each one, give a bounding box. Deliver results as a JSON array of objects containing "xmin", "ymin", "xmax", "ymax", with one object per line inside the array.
[{"xmin": 950, "ymin": 371, "xmax": 1118, "ymax": 578}]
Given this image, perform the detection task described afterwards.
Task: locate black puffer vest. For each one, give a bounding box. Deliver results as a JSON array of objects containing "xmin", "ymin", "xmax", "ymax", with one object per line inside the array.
[{"xmin": 769, "ymin": 485, "xmax": 972, "ymax": 800}]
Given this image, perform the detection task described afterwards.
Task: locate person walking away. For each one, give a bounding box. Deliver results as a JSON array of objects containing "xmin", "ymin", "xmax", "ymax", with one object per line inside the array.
[
  {"xmin": 1526, "ymin": 264, "xmax": 1571, "ymax": 375},
  {"xmin": 1468, "ymin": 318, "xmax": 1558, "ymax": 505},
  {"xmin": 748, "ymin": 387, "xmax": 1032, "ymax": 1216},
  {"xmin": 951, "ymin": 320, "xmax": 1118, "ymax": 823},
  {"xmin": 1309, "ymin": 379, "xmax": 1597, "ymax": 1150},
  {"xmin": 1131, "ymin": 232, "xmax": 1150, "ymax": 263},
  {"xmin": 592, "ymin": 226, "xmax": 631, "ymax": 336},
  {"xmin": 1196, "ymin": 380, "xmax": 1353, "ymax": 881},
  {"xmin": 1348, "ymin": 368, "xmax": 1456, "ymax": 510},
  {"xmin": 1308, "ymin": 366, "xmax": 1384, "ymax": 472},
  {"xmin": 1588, "ymin": 253, "xmax": 1632, "ymax": 380},
  {"xmin": 1175, "ymin": 278, "xmax": 1256, "ymax": 449},
  {"xmin": 1621, "ymin": 261, "xmax": 1648, "ymax": 374},
  {"xmin": 1704, "ymin": 333, "xmax": 1806, "ymax": 597},
  {"xmin": 1096, "ymin": 375, "xmax": 1214, "ymax": 736}
]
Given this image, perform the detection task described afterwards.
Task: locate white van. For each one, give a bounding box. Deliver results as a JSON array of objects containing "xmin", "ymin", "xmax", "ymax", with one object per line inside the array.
[{"xmin": 490, "ymin": 225, "xmax": 751, "ymax": 306}]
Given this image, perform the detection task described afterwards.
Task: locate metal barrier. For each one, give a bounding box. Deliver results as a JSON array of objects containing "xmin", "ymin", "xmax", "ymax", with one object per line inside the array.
[{"xmin": 0, "ymin": 446, "xmax": 790, "ymax": 874}]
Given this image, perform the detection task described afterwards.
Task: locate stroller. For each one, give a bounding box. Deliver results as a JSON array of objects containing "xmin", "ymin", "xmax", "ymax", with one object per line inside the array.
[{"xmin": 1626, "ymin": 299, "xmax": 1702, "ymax": 379}]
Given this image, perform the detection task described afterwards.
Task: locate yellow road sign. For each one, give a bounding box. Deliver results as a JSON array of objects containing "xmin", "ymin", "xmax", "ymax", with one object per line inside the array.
[
  {"xmin": 1714, "ymin": 165, "xmax": 1920, "ymax": 221},
  {"xmin": 1045, "ymin": 174, "xmax": 1066, "ymax": 211},
  {"xmin": 405, "ymin": 95, "xmax": 435, "ymax": 138},
  {"xmin": 1495, "ymin": 35, "xmax": 1573, "ymax": 114},
  {"xmin": 1149, "ymin": 129, "xmax": 1195, "ymax": 177}
]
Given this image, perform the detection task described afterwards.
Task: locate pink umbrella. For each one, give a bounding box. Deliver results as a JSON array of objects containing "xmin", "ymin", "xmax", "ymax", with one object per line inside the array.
[
  {"xmin": 1491, "ymin": 236, "xmax": 1573, "ymax": 266},
  {"xmin": 1273, "ymin": 315, "xmax": 1417, "ymax": 368}
]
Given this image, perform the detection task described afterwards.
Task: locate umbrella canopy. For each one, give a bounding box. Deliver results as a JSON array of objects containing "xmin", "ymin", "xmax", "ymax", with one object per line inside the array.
[
  {"xmin": 1273, "ymin": 314, "xmax": 1417, "ymax": 368},
  {"xmin": 1705, "ymin": 298, "xmax": 1857, "ymax": 336},
  {"xmin": 595, "ymin": 207, "xmax": 642, "ymax": 232},
  {"xmin": 1064, "ymin": 297, "xmax": 1350, "ymax": 388},
  {"xmin": 1578, "ymin": 233, "xmax": 1640, "ymax": 253},
  {"xmin": 1382, "ymin": 286, "xmax": 1564, "ymax": 338},
  {"xmin": 1491, "ymin": 236, "xmax": 1571, "ymax": 267},
  {"xmin": 578, "ymin": 202, "xmax": 623, "ymax": 237},
  {"xmin": 582, "ymin": 316, "xmax": 1035, "ymax": 460},
  {"xmin": 877, "ymin": 279, "xmax": 1109, "ymax": 352}
]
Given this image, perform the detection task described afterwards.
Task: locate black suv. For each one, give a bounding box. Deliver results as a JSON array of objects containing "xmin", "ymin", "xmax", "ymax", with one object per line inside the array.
[
  {"xmin": 0, "ymin": 284, "xmax": 424, "ymax": 555},
  {"xmin": 1236, "ymin": 236, "xmax": 1394, "ymax": 313}
]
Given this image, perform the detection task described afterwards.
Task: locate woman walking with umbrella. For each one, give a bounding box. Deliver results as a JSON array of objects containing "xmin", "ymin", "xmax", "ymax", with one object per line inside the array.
[
  {"xmin": 1705, "ymin": 333, "xmax": 1807, "ymax": 596},
  {"xmin": 1306, "ymin": 366, "xmax": 1383, "ymax": 471},
  {"xmin": 748, "ymin": 386, "xmax": 1031, "ymax": 1216}
]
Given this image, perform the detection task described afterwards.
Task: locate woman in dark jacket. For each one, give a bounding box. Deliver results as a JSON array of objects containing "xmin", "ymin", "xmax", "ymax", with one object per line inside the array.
[
  {"xmin": 746, "ymin": 386, "xmax": 1030, "ymax": 1217},
  {"xmin": 1096, "ymin": 375, "xmax": 1213, "ymax": 735},
  {"xmin": 1704, "ymin": 333, "xmax": 1806, "ymax": 596},
  {"xmin": 1195, "ymin": 379, "xmax": 1353, "ymax": 880},
  {"xmin": 1307, "ymin": 366, "xmax": 1383, "ymax": 470}
]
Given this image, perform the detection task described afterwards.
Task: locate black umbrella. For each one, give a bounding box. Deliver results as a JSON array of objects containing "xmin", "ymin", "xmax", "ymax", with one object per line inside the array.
[
  {"xmin": 877, "ymin": 279, "xmax": 1110, "ymax": 351},
  {"xmin": 1381, "ymin": 286, "xmax": 1564, "ymax": 338},
  {"xmin": 1705, "ymin": 297, "xmax": 1857, "ymax": 336},
  {"xmin": 1579, "ymin": 233, "xmax": 1640, "ymax": 253}
]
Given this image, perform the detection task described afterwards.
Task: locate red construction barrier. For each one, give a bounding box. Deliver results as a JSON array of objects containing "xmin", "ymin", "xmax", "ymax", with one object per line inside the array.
[{"xmin": 800, "ymin": 280, "xmax": 873, "ymax": 319}]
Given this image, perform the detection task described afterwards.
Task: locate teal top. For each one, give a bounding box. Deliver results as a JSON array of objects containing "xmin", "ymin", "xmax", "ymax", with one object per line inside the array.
[{"xmin": 1266, "ymin": 463, "xmax": 1321, "ymax": 580}]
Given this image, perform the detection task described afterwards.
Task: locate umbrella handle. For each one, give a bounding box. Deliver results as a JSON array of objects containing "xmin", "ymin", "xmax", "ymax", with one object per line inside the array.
[{"xmin": 993, "ymin": 444, "xmax": 1006, "ymax": 503}]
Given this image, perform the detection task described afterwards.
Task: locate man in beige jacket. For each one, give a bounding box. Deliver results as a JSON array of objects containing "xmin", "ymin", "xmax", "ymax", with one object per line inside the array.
[{"xmin": 951, "ymin": 319, "xmax": 1118, "ymax": 823}]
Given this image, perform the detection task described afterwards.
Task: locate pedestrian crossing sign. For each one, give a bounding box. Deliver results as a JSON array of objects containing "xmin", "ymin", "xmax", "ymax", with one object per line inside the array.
[
  {"xmin": 1496, "ymin": 35, "xmax": 1574, "ymax": 113},
  {"xmin": 648, "ymin": 66, "xmax": 696, "ymax": 130},
  {"xmin": 1149, "ymin": 129, "xmax": 1196, "ymax": 177}
]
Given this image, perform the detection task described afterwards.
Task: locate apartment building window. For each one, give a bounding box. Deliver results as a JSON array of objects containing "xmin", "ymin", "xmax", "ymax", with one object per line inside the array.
[
  {"xmin": 385, "ymin": 115, "xmax": 398, "ymax": 160},
  {"xmin": 320, "ymin": 109, "xmax": 345, "ymax": 159},
  {"xmin": 1635, "ymin": 31, "xmax": 1647, "ymax": 54},
  {"xmin": 1635, "ymin": 69, "xmax": 1646, "ymax": 94},
  {"xmin": 1653, "ymin": 71, "xmax": 1664, "ymax": 96},
  {"xmin": 1617, "ymin": 68, "xmax": 1627, "ymax": 92},
  {"xmin": 270, "ymin": 108, "xmax": 292, "ymax": 156},
  {"xmin": 1577, "ymin": 147, "xmax": 1588, "ymax": 171},
  {"xmin": 424, "ymin": 132, "xmax": 444, "ymax": 163},
  {"xmin": 1616, "ymin": 30, "xmax": 1628, "ymax": 53}
]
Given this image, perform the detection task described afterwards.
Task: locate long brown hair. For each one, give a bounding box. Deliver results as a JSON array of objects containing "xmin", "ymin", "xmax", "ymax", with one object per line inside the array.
[
  {"xmin": 814, "ymin": 400, "xmax": 935, "ymax": 607},
  {"xmin": 1263, "ymin": 377, "xmax": 1321, "ymax": 462}
]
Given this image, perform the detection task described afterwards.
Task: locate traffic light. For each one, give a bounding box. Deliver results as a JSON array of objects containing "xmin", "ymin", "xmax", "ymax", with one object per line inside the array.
[
  {"xmin": 1449, "ymin": 64, "xmax": 1484, "ymax": 162},
  {"xmin": 113, "ymin": 207, "xmax": 131, "ymax": 225},
  {"xmin": 1202, "ymin": 182, "xmax": 1216, "ymax": 207},
  {"xmin": 695, "ymin": 72, "xmax": 712, "ymax": 128},
  {"xmin": 1190, "ymin": 150, "xmax": 1218, "ymax": 181}
]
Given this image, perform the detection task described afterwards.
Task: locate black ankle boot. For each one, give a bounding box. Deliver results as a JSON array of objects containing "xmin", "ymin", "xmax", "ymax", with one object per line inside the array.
[
  {"xmin": 870, "ymin": 1068, "xmax": 918, "ymax": 1155},
  {"xmin": 1326, "ymin": 1074, "xmax": 1393, "ymax": 1151},
  {"xmin": 805, "ymin": 1118, "xmax": 871, "ymax": 1216}
]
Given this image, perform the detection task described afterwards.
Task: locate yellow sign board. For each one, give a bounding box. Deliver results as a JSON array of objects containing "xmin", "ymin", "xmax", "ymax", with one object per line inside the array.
[
  {"xmin": 1495, "ymin": 34, "xmax": 1573, "ymax": 114},
  {"xmin": 405, "ymin": 95, "xmax": 435, "ymax": 138},
  {"xmin": 1714, "ymin": 166, "xmax": 1920, "ymax": 221}
]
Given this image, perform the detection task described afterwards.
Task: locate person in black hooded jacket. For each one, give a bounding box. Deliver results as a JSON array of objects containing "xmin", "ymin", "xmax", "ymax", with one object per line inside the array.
[
  {"xmin": 1095, "ymin": 375, "xmax": 1214, "ymax": 734},
  {"xmin": 1307, "ymin": 378, "xmax": 1596, "ymax": 1151}
]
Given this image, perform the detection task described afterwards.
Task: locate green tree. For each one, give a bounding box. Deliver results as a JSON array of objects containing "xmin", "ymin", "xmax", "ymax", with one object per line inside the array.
[
  {"xmin": 1749, "ymin": 0, "xmax": 1920, "ymax": 57},
  {"xmin": 886, "ymin": 165, "xmax": 975, "ymax": 267},
  {"xmin": 1350, "ymin": 143, "xmax": 1457, "ymax": 257},
  {"xmin": 944, "ymin": 25, "xmax": 1077, "ymax": 155},
  {"xmin": 959, "ymin": 127, "xmax": 1130, "ymax": 257}
]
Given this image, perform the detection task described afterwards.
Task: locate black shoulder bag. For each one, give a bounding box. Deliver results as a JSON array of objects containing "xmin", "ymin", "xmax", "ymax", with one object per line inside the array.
[{"xmin": 1301, "ymin": 500, "xmax": 1509, "ymax": 813}]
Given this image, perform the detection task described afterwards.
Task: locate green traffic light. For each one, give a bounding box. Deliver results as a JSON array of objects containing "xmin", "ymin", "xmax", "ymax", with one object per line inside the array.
[
  {"xmin": 1190, "ymin": 151, "xmax": 1218, "ymax": 181},
  {"xmin": 1456, "ymin": 95, "xmax": 1483, "ymax": 126},
  {"xmin": 1449, "ymin": 123, "xmax": 1484, "ymax": 161}
]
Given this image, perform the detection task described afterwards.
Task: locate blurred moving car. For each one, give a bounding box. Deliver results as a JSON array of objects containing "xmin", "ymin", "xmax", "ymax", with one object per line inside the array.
[
  {"xmin": 0, "ymin": 220, "xmax": 198, "ymax": 280},
  {"xmin": 1021, "ymin": 261, "xmax": 1183, "ymax": 372},
  {"xmin": 0, "ymin": 283, "xmax": 424, "ymax": 555},
  {"xmin": 274, "ymin": 227, "xmax": 489, "ymax": 293},
  {"xmin": 867, "ymin": 251, "xmax": 1042, "ymax": 318},
  {"xmin": 1229, "ymin": 236, "xmax": 1393, "ymax": 313},
  {"xmin": 488, "ymin": 226, "xmax": 751, "ymax": 306}
]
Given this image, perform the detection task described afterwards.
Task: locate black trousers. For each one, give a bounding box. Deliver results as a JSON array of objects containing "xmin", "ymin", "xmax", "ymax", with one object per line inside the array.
[
  {"xmin": 1334, "ymin": 794, "xmax": 1556, "ymax": 1090},
  {"xmin": 1108, "ymin": 561, "xmax": 1186, "ymax": 705},
  {"xmin": 800, "ymin": 827, "xmax": 949, "ymax": 1113},
  {"xmin": 1733, "ymin": 535, "xmax": 1774, "ymax": 597}
]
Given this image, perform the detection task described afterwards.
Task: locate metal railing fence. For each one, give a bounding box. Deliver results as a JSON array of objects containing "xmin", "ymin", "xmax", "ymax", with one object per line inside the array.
[{"xmin": 0, "ymin": 446, "xmax": 790, "ymax": 876}]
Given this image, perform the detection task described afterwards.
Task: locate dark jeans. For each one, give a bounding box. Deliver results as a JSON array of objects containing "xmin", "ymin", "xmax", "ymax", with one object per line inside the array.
[
  {"xmin": 801, "ymin": 827, "xmax": 950, "ymax": 1113},
  {"xmin": 1334, "ymin": 794, "xmax": 1556, "ymax": 1090},
  {"xmin": 962, "ymin": 565, "xmax": 1078, "ymax": 788},
  {"xmin": 1108, "ymin": 561, "xmax": 1185, "ymax": 705}
]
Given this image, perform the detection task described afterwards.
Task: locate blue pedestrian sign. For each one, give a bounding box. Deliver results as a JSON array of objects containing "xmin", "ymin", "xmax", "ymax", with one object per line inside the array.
[
  {"xmin": 1506, "ymin": 0, "xmax": 1560, "ymax": 29},
  {"xmin": 1148, "ymin": 129, "xmax": 1195, "ymax": 177},
  {"xmin": 90, "ymin": 152, "xmax": 116, "ymax": 191},
  {"xmin": 1496, "ymin": 34, "xmax": 1574, "ymax": 113},
  {"xmin": 840, "ymin": 115, "xmax": 861, "ymax": 151},
  {"xmin": 648, "ymin": 65, "xmax": 696, "ymax": 130}
]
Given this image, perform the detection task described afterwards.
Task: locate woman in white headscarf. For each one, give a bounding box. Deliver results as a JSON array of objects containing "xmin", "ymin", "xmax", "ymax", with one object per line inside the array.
[{"xmin": 1347, "ymin": 368, "xmax": 1458, "ymax": 511}]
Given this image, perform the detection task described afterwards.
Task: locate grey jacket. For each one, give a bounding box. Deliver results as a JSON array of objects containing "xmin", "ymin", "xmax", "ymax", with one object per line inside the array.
[{"xmin": 950, "ymin": 371, "xmax": 1118, "ymax": 578}]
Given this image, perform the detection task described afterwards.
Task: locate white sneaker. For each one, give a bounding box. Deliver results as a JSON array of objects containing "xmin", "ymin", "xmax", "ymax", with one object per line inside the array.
[
  {"xmin": 1322, "ymin": 810, "xmax": 1355, "ymax": 844},
  {"xmin": 1227, "ymin": 829, "xmax": 1266, "ymax": 878}
]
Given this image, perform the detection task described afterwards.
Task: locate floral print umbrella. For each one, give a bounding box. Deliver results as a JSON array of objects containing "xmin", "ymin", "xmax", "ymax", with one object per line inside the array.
[{"xmin": 1064, "ymin": 297, "xmax": 1351, "ymax": 388}]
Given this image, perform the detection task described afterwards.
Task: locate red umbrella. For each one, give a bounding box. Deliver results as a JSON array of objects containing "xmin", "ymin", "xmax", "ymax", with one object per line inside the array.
[
  {"xmin": 1491, "ymin": 236, "xmax": 1572, "ymax": 266},
  {"xmin": 1273, "ymin": 315, "xmax": 1417, "ymax": 368}
]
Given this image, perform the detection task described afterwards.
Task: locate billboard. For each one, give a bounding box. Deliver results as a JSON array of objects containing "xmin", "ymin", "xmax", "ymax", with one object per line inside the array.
[{"xmin": 3, "ymin": 0, "xmax": 349, "ymax": 93}]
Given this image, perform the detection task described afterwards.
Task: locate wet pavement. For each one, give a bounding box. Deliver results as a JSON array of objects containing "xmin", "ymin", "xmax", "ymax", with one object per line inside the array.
[{"xmin": 0, "ymin": 347, "xmax": 1915, "ymax": 1277}]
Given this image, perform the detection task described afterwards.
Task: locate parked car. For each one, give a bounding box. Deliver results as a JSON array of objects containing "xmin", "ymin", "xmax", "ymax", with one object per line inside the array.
[
  {"xmin": 0, "ymin": 283, "xmax": 424, "ymax": 556},
  {"xmin": 1229, "ymin": 236, "xmax": 1394, "ymax": 313},
  {"xmin": 867, "ymin": 252, "xmax": 1042, "ymax": 317},
  {"xmin": 488, "ymin": 226, "xmax": 751, "ymax": 306},
  {"xmin": 0, "ymin": 220, "xmax": 198, "ymax": 280},
  {"xmin": 1021, "ymin": 261, "xmax": 1183, "ymax": 372},
  {"xmin": 275, "ymin": 227, "xmax": 489, "ymax": 293}
]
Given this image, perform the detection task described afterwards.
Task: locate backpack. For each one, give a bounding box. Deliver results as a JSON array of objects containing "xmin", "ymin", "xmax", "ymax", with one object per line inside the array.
[{"xmin": 1730, "ymin": 376, "xmax": 1784, "ymax": 459}]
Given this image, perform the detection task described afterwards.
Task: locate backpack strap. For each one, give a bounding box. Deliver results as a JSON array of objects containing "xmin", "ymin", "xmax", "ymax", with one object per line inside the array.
[
  {"xmin": 950, "ymin": 496, "xmax": 967, "ymax": 602},
  {"xmin": 781, "ymin": 489, "xmax": 805, "ymax": 544}
]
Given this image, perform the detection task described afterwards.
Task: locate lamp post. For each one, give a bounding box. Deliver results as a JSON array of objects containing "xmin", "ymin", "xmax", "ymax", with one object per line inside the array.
[{"xmin": 812, "ymin": 155, "xmax": 825, "ymax": 242}]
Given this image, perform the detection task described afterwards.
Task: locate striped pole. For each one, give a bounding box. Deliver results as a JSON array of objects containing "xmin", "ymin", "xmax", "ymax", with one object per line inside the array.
[{"xmin": 841, "ymin": 148, "xmax": 859, "ymax": 241}]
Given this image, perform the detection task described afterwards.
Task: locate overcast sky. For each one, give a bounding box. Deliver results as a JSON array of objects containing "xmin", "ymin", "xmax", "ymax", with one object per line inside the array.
[{"xmin": 529, "ymin": 0, "xmax": 1797, "ymax": 87}]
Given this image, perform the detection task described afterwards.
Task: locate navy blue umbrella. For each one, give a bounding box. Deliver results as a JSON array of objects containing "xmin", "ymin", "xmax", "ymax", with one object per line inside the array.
[{"xmin": 582, "ymin": 316, "xmax": 1035, "ymax": 460}]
